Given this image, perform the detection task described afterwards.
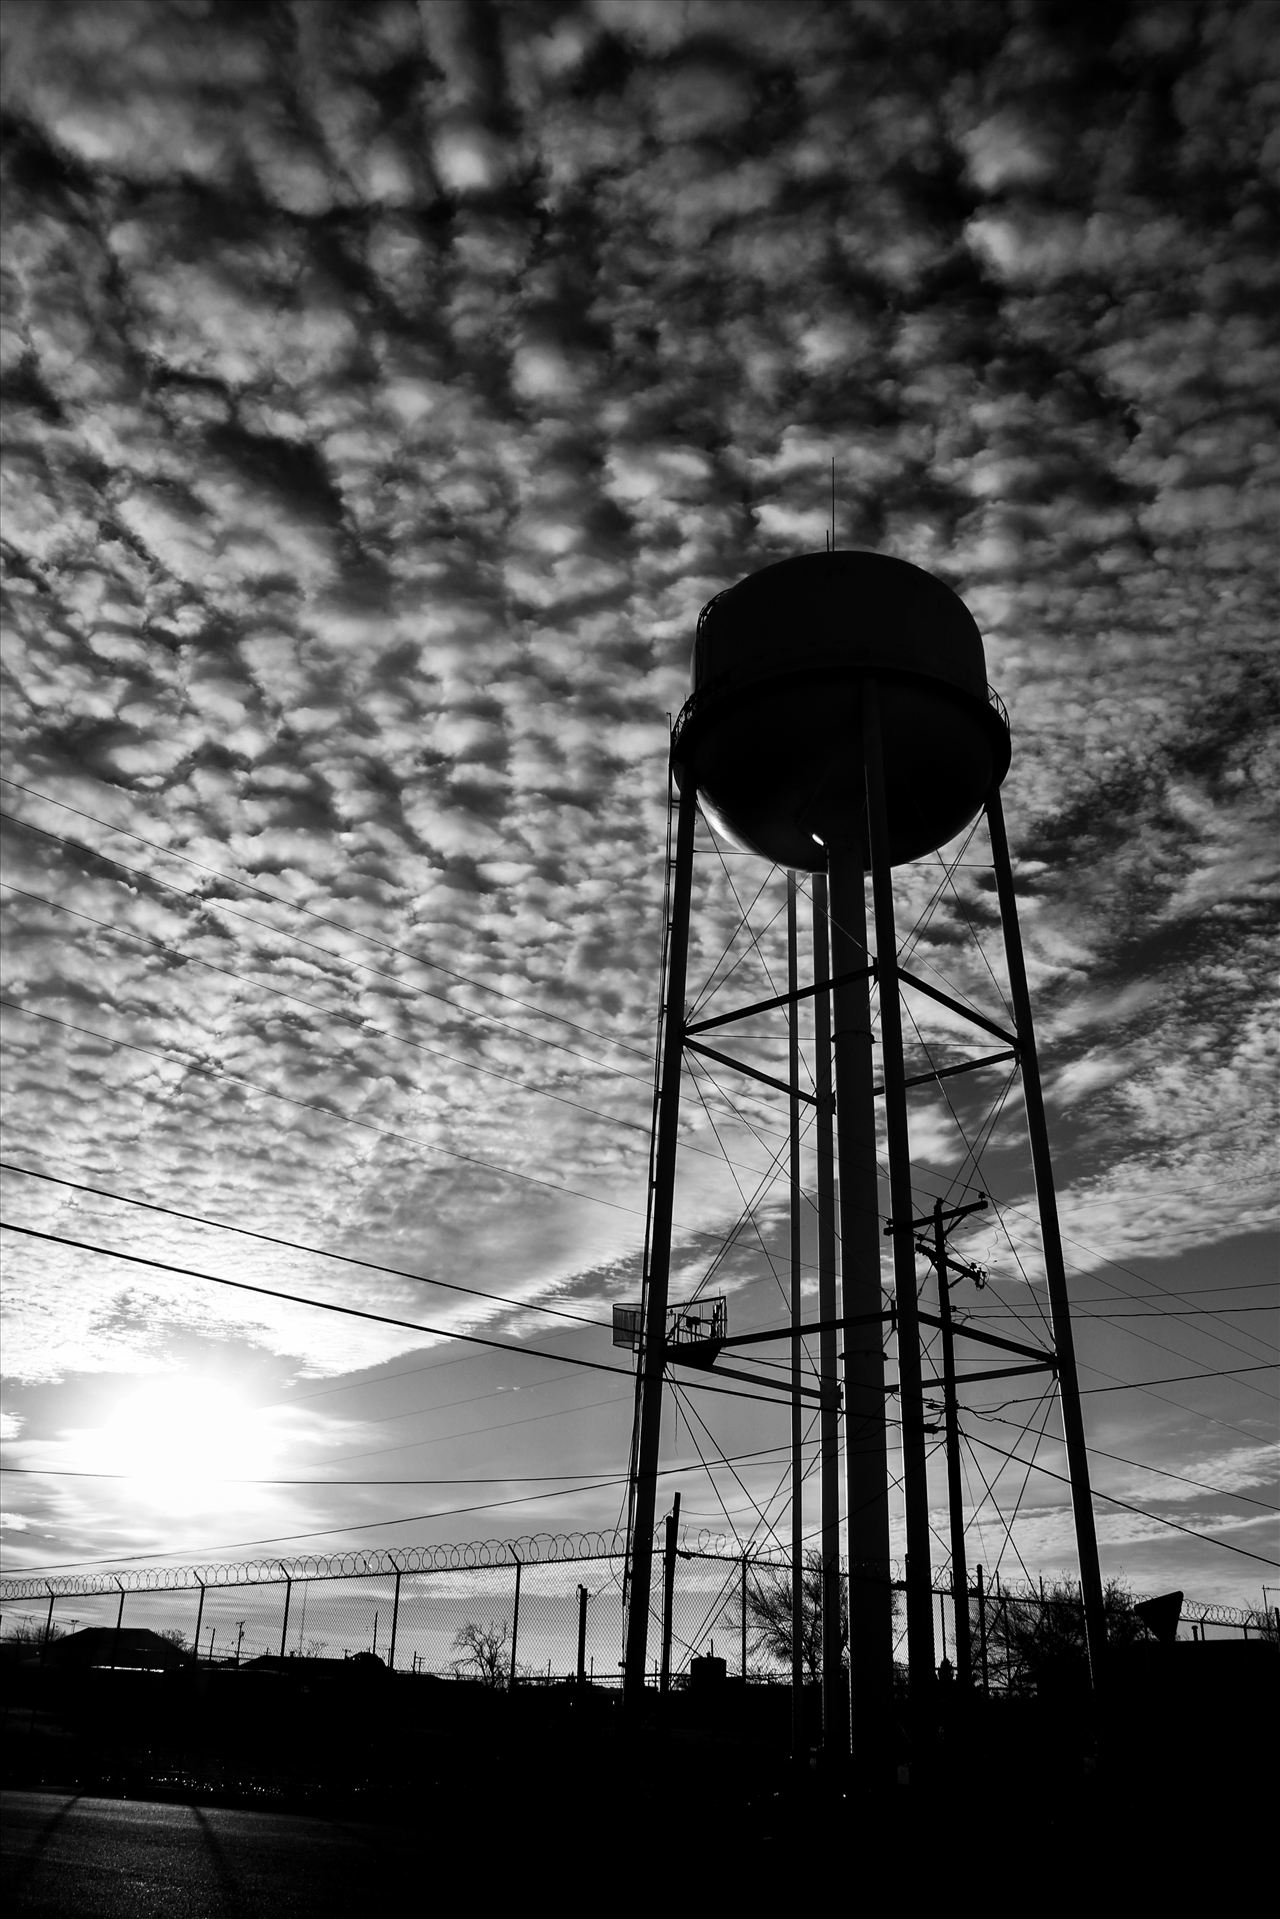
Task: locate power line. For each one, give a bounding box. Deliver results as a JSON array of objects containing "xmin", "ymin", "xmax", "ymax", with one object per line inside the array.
[
  {"xmin": 0, "ymin": 1478, "xmax": 635, "ymax": 1572},
  {"xmin": 7, "ymin": 788, "xmax": 1268, "ymax": 1338},
  {"xmin": 3, "ymin": 1446, "xmax": 807, "ymax": 1576},
  {"xmin": 2, "ymin": 823, "xmax": 831, "ymax": 1176},
  {"xmin": 963, "ymin": 1428, "xmax": 1280, "ymax": 1569},
  {"xmin": 997, "ymin": 1197, "xmax": 1280, "ymax": 1349},
  {"xmin": 989, "ymin": 1363, "xmax": 1278, "ymax": 1403},
  {"xmin": 0, "ymin": 1161, "xmax": 610, "ymax": 1333},
  {"xmin": 0, "ymin": 782, "xmax": 654, "ymax": 1060},
  {"xmin": 965, "ymin": 1408, "xmax": 1280, "ymax": 1513},
  {"xmin": 0, "ymin": 1219, "xmax": 815, "ymax": 1415},
  {"xmin": 302, "ymin": 1388, "xmax": 632, "ymax": 1470},
  {"xmin": 0, "ymin": 996, "xmax": 889, "ymax": 1314},
  {"xmin": 1043, "ymin": 1283, "xmax": 1278, "ymax": 1304},
  {"xmin": 973, "ymin": 1222, "xmax": 1278, "ymax": 1431},
  {"xmin": 0, "ymin": 991, "xmax": 780, "ymax": 1207},
  {"xmin": 1, "ymin": 1465, "xmax": 622, "ymax": 1485},
  {"xmin": 970, "ymin": 1302, "xmax": 1278, "ymax": 1320},
  {"xmin": 0, "ymin": 1436, "xmax": 805, "ymax": 1490},
  {"xmin": 0, "ymin": 997, "xmax": 643, "ymax": 1219},
  {"xmin": 0, "ymin": 1215, "xmax": 630, "ymax": 1370},
  {"xmin": 0, "ymin": 878, "xmax": 656, "ymax": 1133}
]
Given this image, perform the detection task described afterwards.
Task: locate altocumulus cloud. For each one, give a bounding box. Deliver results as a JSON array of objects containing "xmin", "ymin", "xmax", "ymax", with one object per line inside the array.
[{"xmin": 0, "ymin": 0, "xmax": 1275, "ymax": 1474}]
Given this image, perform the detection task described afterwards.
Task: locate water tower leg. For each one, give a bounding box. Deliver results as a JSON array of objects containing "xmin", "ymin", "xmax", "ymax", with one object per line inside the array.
[
  {"xmin": 811, "ymin": 874, "xmax": 844, "ymax": 1753},
  {"xmin": 864, "ymin": 685, "xmax": 936, "ymax": 1733},
  {"xmin": 985, "ymin": 789, "xmax": 1107, "ymax": 1684},
  {"xmin": 623, "ymin": 770, "xmax": 699, "ymax": 1709},
  {"xmin": 827, "ymin": 828, "xmax": 894, "ymax": 1776},
  {"xmin": 787, "ymin": 874, "xmax": 806, "ymax": 1761}
]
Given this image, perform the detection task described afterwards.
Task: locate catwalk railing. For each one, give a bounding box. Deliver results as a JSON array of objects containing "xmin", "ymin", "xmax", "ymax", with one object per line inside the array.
[{"xmin": 2, "ymin": 1531, "xmax": 1272, "ymax": 1682}]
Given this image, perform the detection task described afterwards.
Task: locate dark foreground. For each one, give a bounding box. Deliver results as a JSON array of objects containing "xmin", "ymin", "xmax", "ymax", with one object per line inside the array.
[
  {"xmin": 2, "ymin": 1792, "xmax": 425, "ymax": 1919},
  {"xmin": 0, "ymin": 1767, "xmax": 1255, "ymax": 1917},
  {"xmin": 2, "ymin": 1647, "xmax": 1273, "ymax": 1907}
]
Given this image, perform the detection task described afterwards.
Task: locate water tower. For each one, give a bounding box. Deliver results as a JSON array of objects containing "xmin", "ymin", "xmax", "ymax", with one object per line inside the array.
[{"xmin": 623, "ymin": 551, "xmax": 1105, "ymax": 1766}]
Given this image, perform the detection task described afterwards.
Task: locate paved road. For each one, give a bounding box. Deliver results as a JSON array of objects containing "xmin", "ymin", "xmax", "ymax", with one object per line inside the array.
[{"xmin": 1, "ymin": 1791, "xmax": 423, "ymax": 1917}]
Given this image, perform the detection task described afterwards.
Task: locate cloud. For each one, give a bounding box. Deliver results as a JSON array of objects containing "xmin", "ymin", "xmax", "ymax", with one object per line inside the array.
[{"xmin": 0, "ymin": 0, "xmax": 1275, "ymax": 1596}]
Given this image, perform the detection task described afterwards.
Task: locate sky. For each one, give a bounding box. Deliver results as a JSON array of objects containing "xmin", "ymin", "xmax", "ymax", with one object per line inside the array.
[{"xmin": 0, "ymin": 0, "xmax": 1276, "ymax": 1627}]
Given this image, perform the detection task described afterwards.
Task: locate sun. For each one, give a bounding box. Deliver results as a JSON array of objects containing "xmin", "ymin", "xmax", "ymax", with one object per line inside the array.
[{"xmin": 100, "ymin": 1376, "xmax": 271, "ymax": 1504}]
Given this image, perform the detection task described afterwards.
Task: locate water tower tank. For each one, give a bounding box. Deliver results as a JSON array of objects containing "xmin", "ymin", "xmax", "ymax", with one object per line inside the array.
[{"xmin": 672, "ymin": 551, "xmax": 1010, "ymax": 872}]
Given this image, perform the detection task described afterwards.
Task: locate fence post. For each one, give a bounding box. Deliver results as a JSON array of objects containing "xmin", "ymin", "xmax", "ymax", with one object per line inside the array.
[
  {"xmin": 976, "ymin": 1566, "xmax": 989, "ymax": 1698},
  {"xmin": 278, "ymin": 1565, "xmax": 292, "ymax": 1660},
  {"xmin": 509, "ymin": 1551, "xmax": 521, "ymax": 1692},
  {"xmin": 577, "ymin": 1585, "xmax": 588, "ymax": 1687},
  {"xmin": 741, "ymin": 1553, "xmax": 748, "ymax": 1682},
  {"xmin": 194, "ymin": 1580, "xmax": 206, "ymax": 1662},
  {"xmin": 42, "ymin": 1586, "xmax": 56, "ymax": 1661},
  {"xmin": 114, "ymin": 1578, "xmax": 125, "ymax": 1667},
  {"xmin": 388, "ymin": 1557, "xmax": 402, "ymax": 1673},
  {"xmin": 998, "ymin": 1576, "xmax": 1012, "ymax": 1691}
]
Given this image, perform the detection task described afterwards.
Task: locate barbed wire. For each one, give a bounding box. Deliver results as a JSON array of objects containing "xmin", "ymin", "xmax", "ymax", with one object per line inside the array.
[
  {"xmin": 0, "ymin": 1529, "xmax": 1271, "ymax": 1630},
  {"xmin": 0, "ymin": 1530, "xmax": 630, "ymax": 1599}
]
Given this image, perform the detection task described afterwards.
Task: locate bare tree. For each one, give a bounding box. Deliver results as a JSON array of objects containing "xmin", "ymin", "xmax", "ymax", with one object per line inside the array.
[
  {"xmin": 983, "ymin": 1575, "xmax": 1145, "ymax": 1692},
  {"xmin": 1254, "ymin": 1607, "xmax": 1280, "ymax": 1648},
  {"xmin": 738, "ymin": 1552, "xmax": 849, "ymax": 1681},
  {"xmin": 450, "ymin": 1621, "xmax": 512, "ymax": 1689},
  {"xmin": 2, "ymin": 1618, "xmax": 65, "ymax": 1647}
]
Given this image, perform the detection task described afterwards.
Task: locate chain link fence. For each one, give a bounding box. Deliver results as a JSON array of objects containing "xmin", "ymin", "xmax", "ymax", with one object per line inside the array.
[{"xmin": 2, "ymin": 1534, "xmax": 1273, "ymax": 1688}]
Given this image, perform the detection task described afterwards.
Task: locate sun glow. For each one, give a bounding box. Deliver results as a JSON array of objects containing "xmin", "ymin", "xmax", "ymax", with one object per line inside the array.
[{"xmin": 100, "ymin": 1377, "xmax": 275, "ymax": 1504}]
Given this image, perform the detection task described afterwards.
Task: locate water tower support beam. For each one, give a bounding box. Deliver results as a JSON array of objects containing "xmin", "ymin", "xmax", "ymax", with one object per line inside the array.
[
  {"xmin": 985, "ymin": 788, "xmax": 1107, "ymax": 1684},
  {"xmin": 827, "ymin": 821, "xmax": 893, "ymax": 1770},
  {"xmin": 623, "ymin": 769, "xmax": 699, "ymax": 1709},
  {"xmin": 787, "ymin": 874, "xmax": 805, "ymax": 1760},
  {"xmin": 811, "ymin": 874, "xmax": 843, "ymax": 1752},
  {"xmin": 864, "ymin": 683, "xmax": 937, "ymax": 1721}
]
